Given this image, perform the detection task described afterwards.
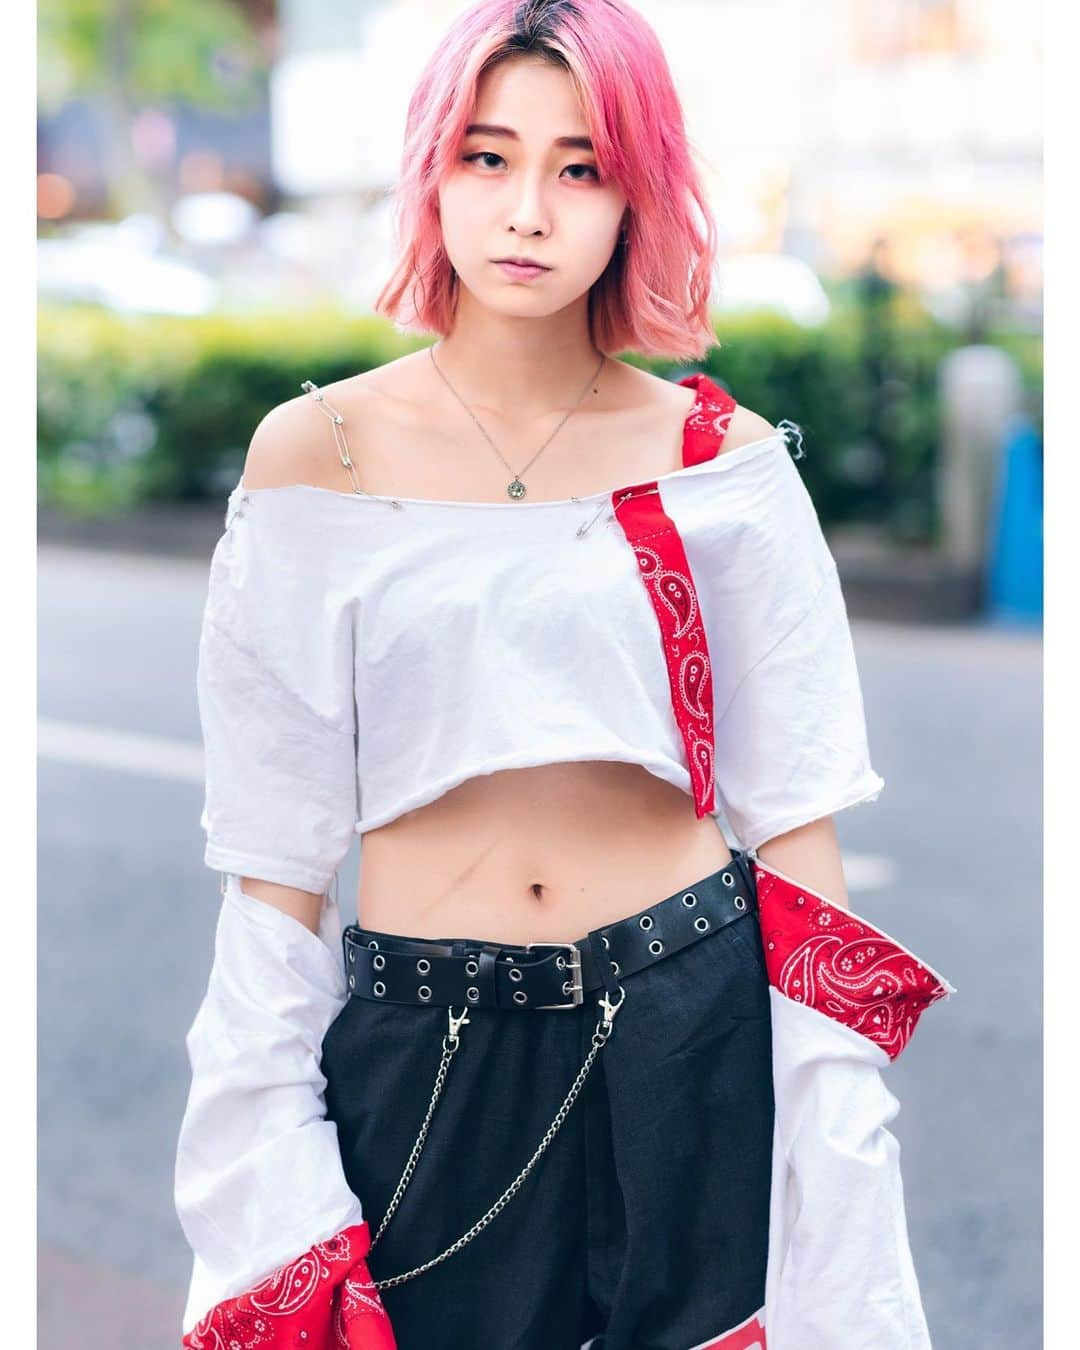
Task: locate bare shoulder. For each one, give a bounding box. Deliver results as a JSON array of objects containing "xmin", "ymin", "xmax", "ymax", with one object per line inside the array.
[
  {"xmin": 240, "ymin": 394, "xmax": 322, "ymax": 491},
  {"xmin": 723, "ymin": 403, "xmax": 780, "ymax": 452},
  {"xmin": 618, "ymin": 363, "xmax": 698, "ymax": 419},
  {"xmin": 239, "ymin": 369, "xmax": 391, "ymax": 492},
  {"xmin": 625, "ymin": 366, "xmax": 779, "ymax": 451}
]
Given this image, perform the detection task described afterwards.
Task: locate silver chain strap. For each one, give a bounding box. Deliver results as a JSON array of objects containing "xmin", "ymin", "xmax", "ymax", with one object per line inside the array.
[
  {"xmin": 299, "ymin": 380, "xmax": 405, "ymax": 510},
  {"xmin": 355, "ymin": 984, "xmax": 626, "ymax": 1291}
]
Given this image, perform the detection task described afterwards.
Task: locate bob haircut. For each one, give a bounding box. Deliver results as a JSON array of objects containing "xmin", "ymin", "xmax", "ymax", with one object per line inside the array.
[{"xmin": 374, "ymin": 0, "xmax": 721, "ymax": 361}]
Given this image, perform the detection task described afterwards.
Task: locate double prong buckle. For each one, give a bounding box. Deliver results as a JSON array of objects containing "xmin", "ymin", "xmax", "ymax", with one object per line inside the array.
[{"xmin": 524, "ymin": 941, "xmax": 585, "ymax": 1009}]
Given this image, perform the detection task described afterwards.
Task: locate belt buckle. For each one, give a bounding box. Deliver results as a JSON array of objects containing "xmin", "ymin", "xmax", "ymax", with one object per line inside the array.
[{"xmin": 524, "ymin": 942, "xmax": 584, "ymax": 1009}]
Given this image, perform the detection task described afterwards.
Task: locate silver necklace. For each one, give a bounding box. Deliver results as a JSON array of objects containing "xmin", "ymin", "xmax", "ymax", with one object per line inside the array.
[{"xmin": 427, "ymin": 340, "xmax": 608, "ymax": 500}]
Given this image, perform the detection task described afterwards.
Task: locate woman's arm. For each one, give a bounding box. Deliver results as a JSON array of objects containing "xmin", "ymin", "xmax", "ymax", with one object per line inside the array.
[
  {"xmin": 176, "ymin": 874, "xmax": 395, "ymax": 1349},
  {"xmin": 703, "ymin": 430, "xmax": 953, "ymax": 1346},
  {"xmin": 753, "ymin": 840, "xmax": 954, "ymax": 1350},
  {"xmin": 239, "ymin": 876, "xmax": 325, "ymax": 935},
  {"xmin": 176, "ymin": 417, "xmax": 396, "ymax": 1345},
  {"xmin": 755, "ymin": 813, "xmax": 850, "ymax": 910}
]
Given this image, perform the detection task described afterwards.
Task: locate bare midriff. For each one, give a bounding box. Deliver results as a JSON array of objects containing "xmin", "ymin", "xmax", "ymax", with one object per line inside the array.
[{"xmin": 356, "ymin": 760, "xmax": 734, "ymax": 944}]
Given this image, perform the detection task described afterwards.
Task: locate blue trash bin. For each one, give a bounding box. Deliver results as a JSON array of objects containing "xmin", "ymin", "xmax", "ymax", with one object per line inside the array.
[{"xmin": 987, "ymin": 416, "xmax": 1043, "ymax": 624}]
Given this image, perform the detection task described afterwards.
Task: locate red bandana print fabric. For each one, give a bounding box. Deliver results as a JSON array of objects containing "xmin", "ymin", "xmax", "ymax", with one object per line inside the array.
[
  {"xmin": 691, "ymin": 1308, "xmax": 767, "ymax": 1347},
  {"xmin": 182, "ymin": 1221, "xmax": 397, "ymax": 1350},
  {"xmin": 678, "ymin": 372, "xmax": 737, "ymax": 466},
  {"xmin": 608, "ymin": 374, "xmax": 736, "ymax": 818},
  {"xmin": 753, "ymin": 860, "xmax": 953, "ymax": 1061},
  {"xmin": 611, "ymin": 479, "xmax": 716, "ymax": 816}
]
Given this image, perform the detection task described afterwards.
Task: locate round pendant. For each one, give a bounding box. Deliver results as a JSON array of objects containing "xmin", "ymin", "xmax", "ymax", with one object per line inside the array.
[{"xmin": 507, "ymin": 478, "xmax": 527, "ymax": 500}]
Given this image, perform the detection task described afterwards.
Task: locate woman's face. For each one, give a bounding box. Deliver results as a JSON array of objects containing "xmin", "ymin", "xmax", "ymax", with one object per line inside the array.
[{"xmin": 437, "ymin": 55, "xmax": 629, "ymax": 320}]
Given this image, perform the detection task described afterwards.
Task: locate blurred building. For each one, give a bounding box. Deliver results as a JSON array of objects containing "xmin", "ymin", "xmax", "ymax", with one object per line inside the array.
[{"xmin": 790, "ymin": 0, "xmax": 1041, "ymax": 316}]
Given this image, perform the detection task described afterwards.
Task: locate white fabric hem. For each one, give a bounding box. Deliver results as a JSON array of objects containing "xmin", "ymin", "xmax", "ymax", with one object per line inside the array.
[
  {"xmin": 203, "ymin": 842, "xmax": 337, "ymax": 898},
  {"xmin": 353, "ymin": 746, "xmax": 693, "ymax": 836},
  {"xmin": 736, "ymin": 771, "xmax": 887, "ymax": 854}
]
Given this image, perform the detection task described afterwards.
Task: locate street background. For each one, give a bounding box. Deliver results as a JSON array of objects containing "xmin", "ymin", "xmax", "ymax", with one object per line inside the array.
[{"xmin": 37, "ymin": 1, "xmax": 1044, "ymax": 1346}]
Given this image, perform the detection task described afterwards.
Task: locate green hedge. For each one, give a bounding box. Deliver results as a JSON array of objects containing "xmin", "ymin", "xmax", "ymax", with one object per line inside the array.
[{"xmin": 38, "ymin": 301, "xmax": 1041, "ymax": 545}]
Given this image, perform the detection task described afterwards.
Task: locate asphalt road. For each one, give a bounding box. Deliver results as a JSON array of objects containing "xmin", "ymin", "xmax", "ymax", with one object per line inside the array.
[{"xmin": 37, "ymin": 543, "xmax": 1042, "ymax": 1349}]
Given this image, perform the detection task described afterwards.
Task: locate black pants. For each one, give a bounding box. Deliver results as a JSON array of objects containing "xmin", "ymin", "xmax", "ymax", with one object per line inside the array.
[{"xmin": 321, "ymin": 863, "xmax": 775, "ymax": 1350}]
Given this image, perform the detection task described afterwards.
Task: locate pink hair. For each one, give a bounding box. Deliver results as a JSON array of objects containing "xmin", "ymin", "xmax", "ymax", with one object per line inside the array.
[{"xmin": 374, "ymin": 0, "xmax": 719, "ymax": 360}]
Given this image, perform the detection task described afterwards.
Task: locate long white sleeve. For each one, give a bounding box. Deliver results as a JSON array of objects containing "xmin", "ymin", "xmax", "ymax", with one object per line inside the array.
[
  {"xmin": 174, "ymin": 873, "xmax": 395, "ymax": 1346},
  {"xmin": 754, "ymin": 856, "xmax": 956, "ymax": 1348}
]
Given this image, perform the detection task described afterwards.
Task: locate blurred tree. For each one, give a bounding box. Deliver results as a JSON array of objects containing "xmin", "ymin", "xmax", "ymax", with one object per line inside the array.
[
  {"xmin": 855, "ymin": 234, "xmax": 904, "ymax": 527},
  {"xmin": 39, "ymin": 0, "xmax": 270, "ymax": 218}
]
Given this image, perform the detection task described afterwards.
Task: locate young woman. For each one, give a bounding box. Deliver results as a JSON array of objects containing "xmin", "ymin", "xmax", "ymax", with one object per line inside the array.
[{"xmin": 174, "ymin": 3, "xmax": 956, "ymax": 1348}]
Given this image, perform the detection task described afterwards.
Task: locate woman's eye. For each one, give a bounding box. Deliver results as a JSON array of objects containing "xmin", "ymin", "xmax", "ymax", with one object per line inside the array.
[
  {"xmin": 464, "ymin": 151, "xmax": 504, "ymax": 170},
  {"xmin": 463, "ymin": 152, "xmax": 599, "ymax": 181}
]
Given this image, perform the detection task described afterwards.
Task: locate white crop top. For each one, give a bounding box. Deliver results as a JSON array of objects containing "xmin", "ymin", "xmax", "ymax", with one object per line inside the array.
[{"xmin": 196, "ymin": 373, "xmax": 885, "ymax": 895}]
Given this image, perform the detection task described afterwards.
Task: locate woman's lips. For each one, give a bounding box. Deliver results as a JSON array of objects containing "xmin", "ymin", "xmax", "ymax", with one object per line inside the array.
[{"xmin": 495, "ymin": 260, "xmax": 550, "ymax": 281}]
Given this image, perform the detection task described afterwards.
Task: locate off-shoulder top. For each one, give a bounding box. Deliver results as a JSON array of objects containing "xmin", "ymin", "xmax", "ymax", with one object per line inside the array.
[{"xmin": 195, "ymin": 372, "xmax": 885, "ymax": 894}]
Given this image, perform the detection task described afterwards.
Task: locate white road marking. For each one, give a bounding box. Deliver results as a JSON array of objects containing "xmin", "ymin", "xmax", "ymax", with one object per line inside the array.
[
  {"xmin": 37, "ymin": 718, "xmax": 204, "ymax": 784},
  {"xmin": 841, "ymin": 852, "xmax": 896, "ymax": 892}
]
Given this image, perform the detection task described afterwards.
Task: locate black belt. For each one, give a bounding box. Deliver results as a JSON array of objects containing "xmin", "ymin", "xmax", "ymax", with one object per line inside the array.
[{"xmin": 342, "ymin": 848, "xmax": 758, "ymax": 1011}]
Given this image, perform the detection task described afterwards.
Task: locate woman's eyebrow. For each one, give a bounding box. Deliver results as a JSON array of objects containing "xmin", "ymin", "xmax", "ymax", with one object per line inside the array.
[{"xmin": 463, "ymin": 122, "xmax": 595, "ymax": 152}]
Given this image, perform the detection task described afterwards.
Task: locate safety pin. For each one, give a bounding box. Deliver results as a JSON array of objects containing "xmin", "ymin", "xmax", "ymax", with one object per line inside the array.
[
  {"xmin": 576, "ymin": 484, "xmax": 657, "ymax": 538},
  {"xmin": 575, "ymin": 498, "xmax": 612, "ymax": 538}
]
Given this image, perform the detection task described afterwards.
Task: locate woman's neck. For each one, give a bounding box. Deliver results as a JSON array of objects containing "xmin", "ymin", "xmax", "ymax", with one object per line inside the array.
[{"xmin": 433, "ymin": 301, "xmax": 607, "ymax": 421}]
